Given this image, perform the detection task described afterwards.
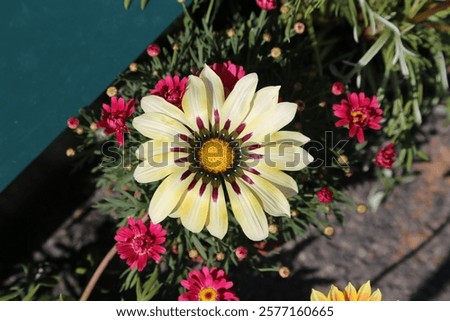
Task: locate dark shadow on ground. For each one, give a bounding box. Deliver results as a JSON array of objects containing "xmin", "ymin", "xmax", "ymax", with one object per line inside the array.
[{"xmin": 0, "ymin": 129, "xmax": 97, "ymax": 282}]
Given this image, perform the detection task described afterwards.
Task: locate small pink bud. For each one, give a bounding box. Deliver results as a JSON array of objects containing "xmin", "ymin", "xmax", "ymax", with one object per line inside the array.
[
  {"xmin": 331, "ymin": 82, "xmax": 345, "ymax": 95},
  {"xmin": 235, "ymin": 246, "xmax": 248, "ymax": 261},
  {"xmin": 147, "ymin": 44, "xmax": 160, "ymax": 57},
  {"xmin": 317, "ymin": 187, "xmax": 333, "ymax": 203},
  {"xmin": 67, "ymin": 117, "xmax": 79, "ymax": 129}
]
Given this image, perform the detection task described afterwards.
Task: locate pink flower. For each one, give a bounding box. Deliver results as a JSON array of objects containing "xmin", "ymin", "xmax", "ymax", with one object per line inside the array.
[
  {"xmin": 375, "ymin": 143, "xmax": 396, "ymax": 169},
  {"xmin": 96, "ymin": 96, "xmax": 135, "ymax": 146},
  {"xmin": 210, "ymin": 61, "xmax": 246, "ymax": 96},
  {"xmin": 317, "ymin": 187, "xmax": 333, "ymax": 203},
  {"xmin": 333, "ymin": 92, "xmax": 383, "ymax": 143},
  {"xmin": 147, "ymin": 44, "xmax": 160, "ymax": 57},
  {"xmin": 235, "ymin": 246, "xmax": 248, "ymax": 261},
  {"xmin": 150, "ymin": 75, "xmax": 188, "ymax": 109},
  {"xmin": 178, "ymin": 266, "xmax": 239, "ymax": 301},
  {"xmin": 67, "ymin": 116, "xmax": 79, "ymax": 129},
  {"xmin": 331, "ymin": 82, "xmax": 345, "ymax": 95},
  {"xmin": 256, "ymin": 0, "xmax": 277, "ymax": 11},
  {"xmin": 115, "ymin": 218, "xmax": 167, "ymax": 272}
]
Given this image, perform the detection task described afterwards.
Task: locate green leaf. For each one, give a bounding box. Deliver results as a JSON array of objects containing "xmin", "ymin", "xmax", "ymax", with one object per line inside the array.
[
  {"xmin": 0, "ymin": 290, "xmax": 22, "ymax": 301},
  {"xmin": 23, "ymin": 284, "xmax": 41, "ymax": 301},
  {"xmin": 191, "ymin": 235, "xmax": 208, "ymax": 260},
  {"xmin": 416, "ymin": 150, "xmax": 429, "ymax": 161},
  {"xmin": 124, "ymin": 0, "xmax": 132, "ymax": 10}
]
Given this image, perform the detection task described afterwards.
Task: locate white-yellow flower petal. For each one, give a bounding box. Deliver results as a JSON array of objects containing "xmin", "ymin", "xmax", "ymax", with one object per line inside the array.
[
  {"xmin": 148, "ymin": 166, "xmax": 192, "ymax": 223},
  {"xmin": 242, "ymin": 172, "xmax": 290, "ymax": 217},
  {"xmin": 135, "ymin": 140, "xmax": 188, "ymax": 161},
  {"xmin": 206, "ymin": 185, "xmax": 228, "ymax": 239},
  {"xmin": 173, "ymin": 181, "xmax": 211, "ymax": 233},
  {"xmin": 133, "ymin": 112, "xmax": 191, "ymax": 141},
  {"xmin": 251, "ymin": 163, "xmax": 298, "ymax": 198},
  {"xmin": 271, "ymin": 130, "xmax": 310, "ymax": 146},
  {"xmin": 225, "ymin": 179, "xmax": 268, "ymax": 241},
  {"xmin": 245, "ymin": 86, "xmax": 279, "ymax": 123},
  {"xmin": 134, "ymin": 152, "xmax": 189, "ymax": 183},
  {"xmin": 182, "ymin": 75, "xmax": 209, "ymax": 131},
  {"xmin": 244, "ymin": 102, "xmax": 297, "ymax": 142},
  {"xmin": 140, "ymin": 95, "xmax": 189, "ymax": 126},
  {"xmin": 220, "ymin": 73, "xmax": 258, "ymax": 131},
  {"xmin": 200, "ymin": 65, "xmax": 225, "ymax": 124},
  {"xmin": 253, "ymin": 143, "xmax": 313, "ymax": 171}
]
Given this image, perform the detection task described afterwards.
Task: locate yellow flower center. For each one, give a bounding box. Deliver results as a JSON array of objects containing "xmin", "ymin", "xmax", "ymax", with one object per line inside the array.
[
  {"xmin": 198, "ymin": 287, "xmax": 218, "ymax": 301},
  {"xmin": 350, "ymin": 110, "xmax": 367, "ymax": 123},
  {"xmin": 198, "ymin": 138, "xmax": 234, "ymax": 174}
]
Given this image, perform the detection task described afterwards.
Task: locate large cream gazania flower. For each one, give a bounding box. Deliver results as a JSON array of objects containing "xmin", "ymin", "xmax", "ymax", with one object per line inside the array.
[{"xmin": 133, "ymin": 65, "xmax": 313, "ymax": 241}]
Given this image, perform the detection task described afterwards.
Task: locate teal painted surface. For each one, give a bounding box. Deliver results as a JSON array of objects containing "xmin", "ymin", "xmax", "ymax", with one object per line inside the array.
[{"xmin": 0, "ymin": 0, "xmax": 184, "ymax": 192}]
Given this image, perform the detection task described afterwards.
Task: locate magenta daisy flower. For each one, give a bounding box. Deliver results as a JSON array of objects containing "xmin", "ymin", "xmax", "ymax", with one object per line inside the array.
[
  {"xmin": 333, "ymin": 92, "xmax": 383, "ymax": 143},
  {"xmin": 114, "ymin": 218, "xmax": 167, "ymax": 272},
  {"xmin": 210, "ymin": 61, "xmax": 246, "ymax": 96},
  {"xmin": 97, "ymin": 96, "xmax": 135, "ymax": 146},
  {"xmin": 178, "ymin": 266, "xmax": 239, "ymax": 301},
  {"xmin": 150, "ymin": 75, "xmax": 188, "ymax": 109}
]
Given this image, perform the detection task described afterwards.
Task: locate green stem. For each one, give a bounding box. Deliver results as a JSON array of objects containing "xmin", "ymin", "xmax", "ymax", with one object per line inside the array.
[
  {"xmin": 344, "ymin": 30, "xmax": 391, "ymax": 82},
  {"xmin": 306, "ymin": 17, "xmax": 323, "ymax": 77}
]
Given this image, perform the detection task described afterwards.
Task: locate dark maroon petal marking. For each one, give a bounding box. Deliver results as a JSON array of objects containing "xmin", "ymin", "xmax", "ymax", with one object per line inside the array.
[
  {"xmin": 212, "ymin": 187, "xmax": 219, "ymax": 202},
  {"xmin": 247, "ymin": 143, "xmax": 262, "ymax": 151},
  {"xmin": 178, "ymin": 133, "xmax": 189, "ymax": 142},
  {"xmin": 180, "ymin": 170, "xmax": 192, "ymax": 181},
  {"xmin": 170, "ymin": 147, "xmax": 186, "ymax": 152},
  {"xmin": 241, "ymin": 174, "xmax": 254, "ymax": 185},
  {"xmin": 248, "ymin": 154, "xmax": 263, "ymax": 159},
  {"xmin": 199, "ymin": 183, "xmax": 207, "ymax": 197},
  {"xmin": 196, "ymin": 117, "xmax": 205, "ymax": 130},
  {"xmin": 214, "ymin": 109, "xmax": 220, "ymax": 124},
  {"xmin": 236, "ymin": 123, "xmax": 246, "ymax": 134},
  {"xmin": 231, "ymin": 181, "xmax": 241, "ymax": 195},
  {"xmin": 188, "ymin": 178, "xmax": 198, "ymax": 191},
  {"xmin": 224, "ymin": 119, "xmax": 231, "ymax": 130},
  {"xmin": 241, "ymin": 132, "xmax": 253, "ymax": 142},
  {"xmin": 175, "ymin": 157, "xmax": 188, "ymax": 163},
  {"xmin": 246, "ymin": 167, "xmax": 260, "ymax": 175}
]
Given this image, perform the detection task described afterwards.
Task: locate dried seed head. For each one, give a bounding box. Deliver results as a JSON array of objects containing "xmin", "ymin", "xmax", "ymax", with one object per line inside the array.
[
  {"xmin": 106, "ymin": 86, "xmax": 118, "ymax": 97},
  {"xmin": 279, "ymin": 266, "xmax": 290, "ymax": 278}
]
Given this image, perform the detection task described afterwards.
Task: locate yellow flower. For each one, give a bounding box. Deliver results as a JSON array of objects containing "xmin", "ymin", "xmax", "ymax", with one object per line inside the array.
[
  {"xmin": 310, "ymin": 280, "xmax": 382, "ymax": 301},
  {"xmin": 133, "ymin": 65, "xmax": 313, "ymax": 241}
]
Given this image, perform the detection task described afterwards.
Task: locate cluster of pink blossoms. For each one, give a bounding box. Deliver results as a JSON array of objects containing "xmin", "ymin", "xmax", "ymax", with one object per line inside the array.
[
  {"xmin": 331, "ymin": 85, "xmax": 396, "ymax": 168},
  {"xmin": 115, "ymin": 219, "xmax": 240, "ymax": 300}
]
